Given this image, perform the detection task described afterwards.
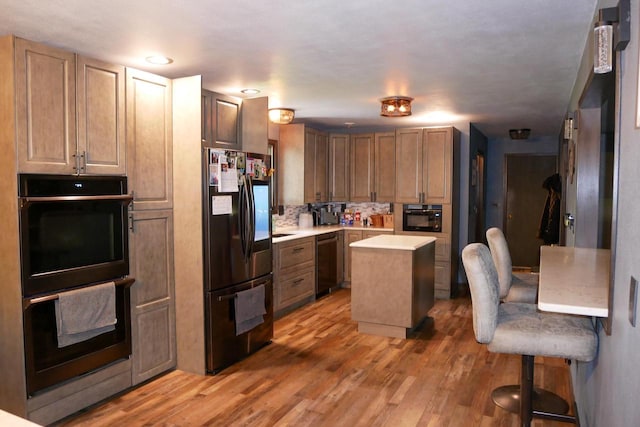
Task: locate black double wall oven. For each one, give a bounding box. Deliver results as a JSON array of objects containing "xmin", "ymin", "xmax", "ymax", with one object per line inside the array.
[{"xmin": 19, "ymin": 174, "xmax": 133, "ymax": 395}]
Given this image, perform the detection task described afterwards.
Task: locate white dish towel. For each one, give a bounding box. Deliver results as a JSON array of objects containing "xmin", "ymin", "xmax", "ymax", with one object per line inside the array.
[{"xmin": 55, "ymin": 281, "xmax": 117, "ymax": 348}]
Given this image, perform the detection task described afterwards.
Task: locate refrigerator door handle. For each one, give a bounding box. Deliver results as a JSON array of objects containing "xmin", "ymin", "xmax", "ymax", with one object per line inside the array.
[
  {"xmin": 246, "ymin": 176, "xmax": 256, "ymax": 259},
  {"xmin": 238, "ymin": 175, "xmax": 248, "ymax": 259},
  {"xmin": 242, "ymin": 175, "xmax": 253, "ymax": 261}
]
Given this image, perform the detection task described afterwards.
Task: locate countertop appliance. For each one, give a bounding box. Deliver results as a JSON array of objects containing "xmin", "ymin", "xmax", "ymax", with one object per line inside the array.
[
  {"xmin": 203, "ymin": 148, "xmax": 273, "ymax": 374},
  {"xmin": 402, "ymin": 204, "xmax": 443, "ymax": 232},
  {"xmin": 316, "ymin": 232, "xmax": 339, "ymax": 297}
]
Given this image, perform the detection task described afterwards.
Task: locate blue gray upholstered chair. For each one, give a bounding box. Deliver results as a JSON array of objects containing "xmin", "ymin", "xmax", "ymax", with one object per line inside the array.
[
  {"xmin": 462, "ymin": 243, "xmax": 597, "ymax": 426},
  {"xmin": 486, "ymin": 227, "xmax": 538, "ymax": 303}
]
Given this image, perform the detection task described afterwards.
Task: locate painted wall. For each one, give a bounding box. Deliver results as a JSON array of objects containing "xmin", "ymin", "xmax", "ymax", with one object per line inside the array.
[
  {"xmin": 570, "ymin": 1, "xmax": 640, "ymax": 426},
  {"xmin": 484, "ymin": 136, "xmax": 559, "ymax": 231}
]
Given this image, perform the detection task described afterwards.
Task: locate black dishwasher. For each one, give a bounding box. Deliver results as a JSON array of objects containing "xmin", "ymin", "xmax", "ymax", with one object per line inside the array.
[{"xmin": 316, "ymin": 232, "xmax": 339, "ymax": 297}]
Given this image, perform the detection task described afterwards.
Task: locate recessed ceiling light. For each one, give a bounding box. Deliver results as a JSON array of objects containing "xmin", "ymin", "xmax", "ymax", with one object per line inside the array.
[
  {"xmin": 241, "ymin": 88, "xmax": 261, "ymax": 95},
  {"xmin": 145, "ymin": 55, "xmax": 173, "ymax": 65},
  {"xmin": 345, "ymin": 122, "xmax": 355, "ymax": 128}
]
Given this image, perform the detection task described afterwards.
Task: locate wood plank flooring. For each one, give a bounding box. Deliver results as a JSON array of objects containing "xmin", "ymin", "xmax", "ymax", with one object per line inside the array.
[{"xmin": 54, "ymin": 289, "xmax": 573, "ymax": 427}]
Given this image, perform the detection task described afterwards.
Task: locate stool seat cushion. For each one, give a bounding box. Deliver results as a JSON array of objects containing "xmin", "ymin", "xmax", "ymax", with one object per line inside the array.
[
  {"xmin": 489, "ymin": 302, "xmax": 597, "ymax": 362},
  {"xmin": 504, "ymin": 275, "xmax": 538, "ymax": 303}
]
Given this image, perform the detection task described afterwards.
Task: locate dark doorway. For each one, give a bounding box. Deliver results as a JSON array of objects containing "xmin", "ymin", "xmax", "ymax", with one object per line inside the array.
[
  {"xmin": 472, "ymin": 152, "xmax": 486, "ymax": 243},
  {"xmin": 504, "ymin": 154, "xmax": 557, "ymax": 268}
]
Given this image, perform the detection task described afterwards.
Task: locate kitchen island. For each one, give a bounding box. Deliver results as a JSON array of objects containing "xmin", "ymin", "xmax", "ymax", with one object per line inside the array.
[{"xmin": 350, "ymin": 235, "xmax": 436, "ymax": 338}]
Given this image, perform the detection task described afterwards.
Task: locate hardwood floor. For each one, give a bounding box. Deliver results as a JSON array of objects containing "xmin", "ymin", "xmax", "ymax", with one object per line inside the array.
[{"xmin": 54, "ymin": 289, "xmax": 573, "ymax": 427}]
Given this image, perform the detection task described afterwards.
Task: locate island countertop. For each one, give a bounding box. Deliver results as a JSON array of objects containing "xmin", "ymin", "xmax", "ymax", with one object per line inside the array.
[{"xmin": 349, "ymin": 234, "xmax": 436, "ymax": 251}]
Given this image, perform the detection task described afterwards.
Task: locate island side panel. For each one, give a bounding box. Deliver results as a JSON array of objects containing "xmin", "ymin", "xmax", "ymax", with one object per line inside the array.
[
  {"xmin": 351, "ymin": 247, "xmax": 413, "ymax": 328},
  {"xmin": 412, "ymin": 242, "xmax": 435, "ymax": 326}
]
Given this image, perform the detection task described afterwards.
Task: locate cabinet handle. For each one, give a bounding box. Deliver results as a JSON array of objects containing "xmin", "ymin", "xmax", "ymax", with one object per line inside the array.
[
  {"xmin": 292, "ymin": 247, "xmax": 304, "ymax": 253},
  {"xmin": 79, "ymin": 150, "xmax": 86, "ymax": 173},
  {"xmin": 292, "ymin": 278, "xmax": 304, "ymax": 286}
]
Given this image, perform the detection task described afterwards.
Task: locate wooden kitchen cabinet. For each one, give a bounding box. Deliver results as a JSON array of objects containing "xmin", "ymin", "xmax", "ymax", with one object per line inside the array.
[
  {"xmin": 329, "ymin": 133, "xmax": 350, "ymax": 202},
  {"xmin": 15, "ymin": 38, "xmax": 126, "ymax": 175},
  {"xmin": 350, "ymin": 132, "xmax": 395, "ymax": 202},
  {"xmin": 126, "ymin": 67, "xmax": 176, "ymax": 384},
  {"xmin": 395, "ymin": 127, "xmax": 456, "ymax": 204},
  {"xmin": 279, "ymin": 124, "xmax": 329, "ymax": 204},
  {"xmin": 126, "ymin": 68, "xmax": 173, "ymax": 210},
  {"xmin": 240, "ymin": 96, "xmax": 269, "ymax": 155},
  {"xmin": 201, "ymin": 89, "xmax": 241, "ymax": 150},
  {"xmin": 273, "ymin": 236, "xmax": 316, "ymax": 317},
  {"xmin": 128, "ymin": 209, "xmax": 176, "ymax": 385}
]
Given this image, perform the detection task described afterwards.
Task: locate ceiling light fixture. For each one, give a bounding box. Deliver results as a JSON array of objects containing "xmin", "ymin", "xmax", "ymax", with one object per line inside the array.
[
  {"xmin": 593, "ymin": 0, "xmax": 630, "ymax": 74},
  {"xmin": 145, "ymin": 55, "xmax": 173, "ymax": 65},
  {"xmin": 268, "ymin": 108, "xmax": 295, "ymax": 125},
  {"xmin": 380, "ymin": 96, "xmax": 413, "ymax": 117},
  {"xmin": 509, "ymin": 128, "xmax": 531, "ymax": 140},
  {"xmin": 241, "ymin": 88, "xmax": 261, "ymax": 95}
]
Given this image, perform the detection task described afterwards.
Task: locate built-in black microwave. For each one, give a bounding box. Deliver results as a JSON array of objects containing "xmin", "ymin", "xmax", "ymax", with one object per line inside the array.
[{"xmin": 402, "ymin": 204, "xmax": 442, "ymax": 232}]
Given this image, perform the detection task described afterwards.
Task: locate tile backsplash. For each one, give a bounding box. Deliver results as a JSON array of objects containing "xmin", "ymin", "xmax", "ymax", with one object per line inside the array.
[{"xmin": 272, "ymin": 202, "xmax": 392, "ymax": 228}]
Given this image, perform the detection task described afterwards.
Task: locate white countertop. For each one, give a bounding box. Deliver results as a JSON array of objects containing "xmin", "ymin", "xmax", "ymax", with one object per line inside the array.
[
  {"xmin": 538, "ymin": 246, "xmax": 610, "ymax": 317},
  {"xmin": 272, "ymin": 225, "xmax": 393, "ymax": 243},
  {"xmin": 349, "ymin": 234, "xmax": 436, "ymax": 250},
  {"xmin": 0, "ymin": 410, "xmax": 41, "ymax": 426}
]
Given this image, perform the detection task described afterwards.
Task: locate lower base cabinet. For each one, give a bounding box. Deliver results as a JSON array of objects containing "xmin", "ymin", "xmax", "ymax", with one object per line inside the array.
[
  {"xmin": 129, "ymin": 209, "xmax": 176, "ymax": 384},
  {"xmin": 273, "ymin": 236, "xmax": 316, "ymax": 317}
]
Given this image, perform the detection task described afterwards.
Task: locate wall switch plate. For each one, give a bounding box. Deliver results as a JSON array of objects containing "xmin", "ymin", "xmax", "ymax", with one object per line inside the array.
[{"xmin": 629, "ymin": 276, "xmax": 638, "ymax": 327}]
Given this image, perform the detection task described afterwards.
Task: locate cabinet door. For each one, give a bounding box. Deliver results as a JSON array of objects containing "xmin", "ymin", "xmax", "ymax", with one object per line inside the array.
[
  {"xmin": 77, "ymin": 56, "xmax": 126, "ymax": 175},
  {"xmin": 395, "ymin": 128, "xmax": 423, "ymax": 203},
  {"xmin": 374, "ymin": 132, "xmax": 396, "ymax": 202},
  {"xmin": 15, "ymin": 38, "xmax": 76, "ymax": 174},
  {"xmin": 201, "ymin": 89, "xmax": 240, "ymax": 150},
  {"xmin": 423, "ymin": 127, "xmax": 452, "ymax": 204},
  {"xmin": 126, "ymin": 68, "xmax": 173, "ymax": 210},
  {"xmin": 129, "ymin": 209, "xmax": 176, "ymax": 385},
  {"xmin": 343, "ymin": 230, "xmax": 363, "ymax": 282},
  {"xmin": 304, "ymin": 128, "xmax": 328, "ymax": 203},
  {"xmin": 241, "ymin": 96, "xmax": 268, "ymax": 154},
  {"xmin": 349, "ymin": 133, "xmax": 374, "ymax": 202},
  {"xmin": 329, "ymin": 134, "xmax": 350, "ymax": 202}
]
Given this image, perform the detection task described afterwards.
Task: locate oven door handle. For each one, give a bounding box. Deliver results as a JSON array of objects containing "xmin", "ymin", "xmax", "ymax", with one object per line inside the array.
[
  {"xmin": 20, "ymin": 194, "xmax": 134, "ymax": 204},
  {"xmin": 22, "ymin": 277, "xmax": 136, "ymax": 310}
]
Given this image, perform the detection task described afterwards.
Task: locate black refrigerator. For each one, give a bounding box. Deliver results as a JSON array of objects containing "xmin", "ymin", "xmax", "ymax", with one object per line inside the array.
[{"xmin": 203, "ymin": 148, "xmax": 273, "ymax": 374}]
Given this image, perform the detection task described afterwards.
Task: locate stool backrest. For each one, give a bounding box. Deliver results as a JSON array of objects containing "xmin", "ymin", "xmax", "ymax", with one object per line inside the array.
[
  {"xmin": 486, "ymin": 227, "xmax": 512, "ymax": 299},
  {"xmin": 462, "ymin": 243, "xmax": 500, "ymax": 344}
]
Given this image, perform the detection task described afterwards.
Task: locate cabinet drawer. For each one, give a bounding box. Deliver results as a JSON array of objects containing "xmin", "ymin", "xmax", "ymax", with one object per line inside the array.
[
  {"xmin": 276, "ymin": 237, "xmax": 314, "ymax": 270},
  {"xmin": 277, "ymin": 268, "xmax": 315, "ymax": 309}
]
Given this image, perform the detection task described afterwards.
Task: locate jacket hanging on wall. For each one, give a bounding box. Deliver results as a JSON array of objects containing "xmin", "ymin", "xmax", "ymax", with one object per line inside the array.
[{"xmin": 538, "ymin": 173, "xmax": 561, "ymax": 245}]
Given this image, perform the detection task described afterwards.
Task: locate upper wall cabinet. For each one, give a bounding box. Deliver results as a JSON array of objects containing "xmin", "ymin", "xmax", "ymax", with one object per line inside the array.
[
  {"xmin": 201, "ymin": 89, "xmax": 240, "ymax": 150},
  {"xmin": 126, "ymin": 68, "xmax": 173, "ymax": 210},
  {"xmin": 279, "ymin": 124, "xmax": 328, "ymax": 205},
  {"xmin": 201, "ymin": 91, "xmax": 268, "ymax": 154},
  {"xmin": 329, "ymin": 133, "xmax": 350, "ymax": 202},
  {"xmin": 350, "ymin": 132, "xmax": 395, "ymax": 203},
  {"xmin": 241, "ymin": 97, "xmax": 268, "ymax": 155},
  {"xmin": 395, "ymin": 127, "xmax": 454, "ymax": 204},
  {"xmin": 15, "ymin": 38, "xmax": 126, "ymax": 175}
]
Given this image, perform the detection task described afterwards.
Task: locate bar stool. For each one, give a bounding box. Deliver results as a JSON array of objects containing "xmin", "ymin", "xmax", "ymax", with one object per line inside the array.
[
  {"xmin": 462, "ymin": 243, "xmax": 597, "ymax": 426},
  {"xmin": 486, "ymin": 227, "xmax": 538, "ymax": 304},
  {"xmin": 485, "ymin": 227, "xmax": 567, "ymax": 414}
]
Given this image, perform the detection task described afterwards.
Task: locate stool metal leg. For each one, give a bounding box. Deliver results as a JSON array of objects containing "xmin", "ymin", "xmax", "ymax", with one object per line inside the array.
[
  {"xmin": 520, "ymin": 355, "xmax": 534, "ymax": 427},
  {"xmin": 491, "ymin": 385, "xmax": 570, "ymax": 414}
]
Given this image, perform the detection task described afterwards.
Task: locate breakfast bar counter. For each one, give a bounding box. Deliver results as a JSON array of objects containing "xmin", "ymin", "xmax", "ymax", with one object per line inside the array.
[
  {"xmin": 538, "ymin": 245, "xmax": 610, "ymax": 317},
  {"xmin": 350, "ymin": 235, "xmax": 436, "ymax": 338}
]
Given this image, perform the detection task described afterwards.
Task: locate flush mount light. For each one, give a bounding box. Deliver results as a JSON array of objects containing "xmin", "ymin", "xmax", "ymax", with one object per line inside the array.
[
  {"xmin": 241, "ymin": 88, "xmax": 261, "ymax": 95},
  {"xmin": 380, "ymin": 96, "xmax": 413, "ymax": 117},
  {"xmin": 509, "ymin": 128, "xmax": 531, "ymax": 140},
  {"xmin": 145, "ymin": 55, "xmax": 173, "ymax": 65},
  {"xmin": 268, "ymin": 108, "xmax": 295, "ymax": 125}
]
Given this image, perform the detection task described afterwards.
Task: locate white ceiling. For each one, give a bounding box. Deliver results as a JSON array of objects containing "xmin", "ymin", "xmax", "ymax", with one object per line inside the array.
[{"xmin": 1, "ymin": 0, "xmax": 598, "ymax": 138}]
